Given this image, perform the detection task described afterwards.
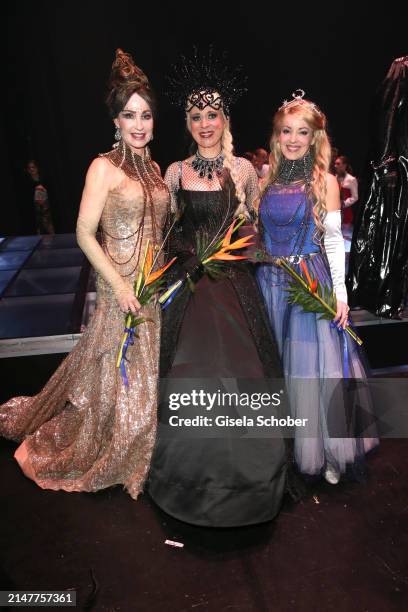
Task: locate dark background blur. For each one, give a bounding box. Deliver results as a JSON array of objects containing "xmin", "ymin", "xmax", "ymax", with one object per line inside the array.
[{"xmin": 4, "ymin": 0, "xmax": 407, "ymax": 235}]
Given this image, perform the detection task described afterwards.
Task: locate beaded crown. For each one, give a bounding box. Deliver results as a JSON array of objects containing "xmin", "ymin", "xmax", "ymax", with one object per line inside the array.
[
  {"xmin": 166, "ymin": 46, "xmax": 247, "ymax": 117},
  {"xmin": 279, "ymin": 89, "xmax": 322, "ymax": 116}
]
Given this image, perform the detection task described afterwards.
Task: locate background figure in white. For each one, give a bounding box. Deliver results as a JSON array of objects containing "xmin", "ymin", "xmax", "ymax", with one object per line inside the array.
[{"xmin": 334, "ymin": 155, "xmax": 358, "ymax": 236}]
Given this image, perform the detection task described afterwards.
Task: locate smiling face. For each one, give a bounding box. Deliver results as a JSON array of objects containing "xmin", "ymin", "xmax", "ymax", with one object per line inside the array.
[
  {"xmin": 114, "ymin": 92, "xmax": 153, "ymax": 154},
  {"xmin": 277, "ymin": 113, "xmax": 314, "ymax": 160},
  {"xmin": 187, "ymin": 105, "xmax": 225, "ymax": 155}
]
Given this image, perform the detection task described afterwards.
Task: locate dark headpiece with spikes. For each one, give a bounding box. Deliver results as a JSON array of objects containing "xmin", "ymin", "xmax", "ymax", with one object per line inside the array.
[{"xmin": 166, "ymin": 46, "xmax": 247, "ymax": 117}]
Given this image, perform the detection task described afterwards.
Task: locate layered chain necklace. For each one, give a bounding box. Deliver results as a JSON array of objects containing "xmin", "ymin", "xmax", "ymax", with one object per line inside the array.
[
  {"xmin": 191, "ymin": 150, "xmax": 224, "ymax": 180},
  {"xmin": 101, "ymin": 139, "xmax": 165, "ymax": 191},
  {"xmin": 265, "ymin": 151, "xmax": 315, "ymax": 257},
  {"xmin": 99, "ymin": 140, "xmax": 169, "ymax": 276}
]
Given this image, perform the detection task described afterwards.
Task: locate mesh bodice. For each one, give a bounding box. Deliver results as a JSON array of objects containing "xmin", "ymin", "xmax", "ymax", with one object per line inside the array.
[{"xmin": 165, "ymin": 157, "xmax": 259, "ymax": 214}]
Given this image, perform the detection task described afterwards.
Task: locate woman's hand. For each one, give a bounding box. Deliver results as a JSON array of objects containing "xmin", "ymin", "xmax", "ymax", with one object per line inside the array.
[
  {"xmin": 333, "ymin": 299, "xmax": 349, "ymax": 329},
  {"xmin": 180, "ymin": 254, "xmax": 204, "ymax": 284},
  {"xmin": 115, "ymin": 284, "xmax": 141, "ymax": 315}
]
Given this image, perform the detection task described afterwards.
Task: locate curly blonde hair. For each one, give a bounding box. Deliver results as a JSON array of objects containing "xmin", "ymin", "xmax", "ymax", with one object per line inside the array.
[
  {"xmin": 186, "ymin": 106, "xmax": 246, "ymax": 216},
  {"xmin": 260, "ymin": 100, "xmax": 331, "ymax": 235}
]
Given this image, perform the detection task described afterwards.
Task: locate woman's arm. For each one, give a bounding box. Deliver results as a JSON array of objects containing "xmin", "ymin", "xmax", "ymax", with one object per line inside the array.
[
  {"xmin": 323, "ymin": 173, "xmax": 349, "ymax": 328},
  {"xmin": 76, "ymin": 158, "xmax": 140, "ymax": 314},
  {"xmin": 344, "ymin": 176, "xmax": 358, "ymax": 207}
]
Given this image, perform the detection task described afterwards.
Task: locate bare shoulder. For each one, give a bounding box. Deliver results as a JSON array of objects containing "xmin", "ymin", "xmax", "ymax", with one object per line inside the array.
[
  {"xmin": 325, "ymin": 172, "xmax": 339, "ymax": 191},
  {"xmin": 87, "ymin": 157, "xmax": 116, "ymax": 182},
  {"xmin": 325, "ymin": 172, "xmax": 341, "ymax": 211},
  {"xmin": 78, "ymin": 157, "xmax": 117, "ymax": 214},
  {"xmin": 87, "ymin": 156, "xmax": 126, "ymax": 192}
]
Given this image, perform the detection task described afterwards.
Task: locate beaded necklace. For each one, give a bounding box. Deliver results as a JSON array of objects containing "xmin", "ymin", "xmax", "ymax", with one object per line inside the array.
[
  {"xmin": 263, "ymin": 151, "xmax": 314, "ymax": 257},
  {"xmin": 191, "ymin": 151, "xmax": 224, "ymax": 180},
  {"xmin": 276, "ymin": 150, "xmax": 313, "ymax": 185},
  {"xmin": 99, "ymin": 140, "xmax": 169, "ymax": 276}
]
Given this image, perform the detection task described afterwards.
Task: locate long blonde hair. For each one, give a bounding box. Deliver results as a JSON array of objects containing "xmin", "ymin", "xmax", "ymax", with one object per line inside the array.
[
  {"xmin": 186, "ymin": 107, "xmax": 246, "ymax": 215},
  {"xmin": 261, "ymin": 100, "xmax": 331, "ymax": 234}
]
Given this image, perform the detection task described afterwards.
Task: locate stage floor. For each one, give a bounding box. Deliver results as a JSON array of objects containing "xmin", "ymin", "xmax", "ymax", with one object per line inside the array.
[
  {"xmin": 1, "ymin": 436, "xmax": 407, "ymax": 612},
  {"xmin": 1, "ymin": 233, "xmax": 407, "ymax": 372},
  {"xmin": 0, "ymin": 234, "xmax": 94, "ymax": 357},
  {"xmin": 1, "ymin": 234, "xmax": 407, "ymax": 611}
]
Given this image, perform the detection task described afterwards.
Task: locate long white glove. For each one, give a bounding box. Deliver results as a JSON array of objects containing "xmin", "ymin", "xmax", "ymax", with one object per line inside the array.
[{"xmin": 323, "ymin": 210, "xmax": 348, "ymax": 304}]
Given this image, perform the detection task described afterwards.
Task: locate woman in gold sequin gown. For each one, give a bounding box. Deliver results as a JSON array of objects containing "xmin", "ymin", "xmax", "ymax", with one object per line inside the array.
[{"xmin": 0, "ymin": 50, "xmax": 170, "ymax": 499}]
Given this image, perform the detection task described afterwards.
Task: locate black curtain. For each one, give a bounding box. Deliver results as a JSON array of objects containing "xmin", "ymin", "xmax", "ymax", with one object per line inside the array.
[{"xmin": 5, "ymin": 1, "xmax": 407, "ymax": 235}]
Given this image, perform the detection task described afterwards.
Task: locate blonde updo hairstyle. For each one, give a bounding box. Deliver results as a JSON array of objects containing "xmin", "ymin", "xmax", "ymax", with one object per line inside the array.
[
  {"xmin": 186, "ymin": 100, "xmax": 246, "ymax": 216},
  {"xmin": 261, "ymin": 100, "xmax": 331, "ymax": 234}
]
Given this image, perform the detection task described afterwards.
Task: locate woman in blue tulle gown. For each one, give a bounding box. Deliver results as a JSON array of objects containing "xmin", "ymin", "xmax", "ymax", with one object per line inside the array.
[{"xmin": 256, "ymin": 91, "xmax": 378, "ymax": 484}]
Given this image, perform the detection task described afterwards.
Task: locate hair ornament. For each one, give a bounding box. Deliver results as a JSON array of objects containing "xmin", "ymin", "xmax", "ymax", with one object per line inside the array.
[
  {"xmin": 166, "ymin": 46, "xmax": 247, "ymax": 117},
  {"xmin": 279, "ymin": 89, "xmax": 322, "ymax": 115}
]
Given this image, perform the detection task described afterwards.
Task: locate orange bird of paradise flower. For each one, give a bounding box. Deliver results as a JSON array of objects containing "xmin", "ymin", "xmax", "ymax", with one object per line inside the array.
[
  {"xmin": 116, "ymin": 241, "xmax": 176, "ymax": 373},
  {"xmin": 203, "ymin": 219, "xmax": 255, "ymax": 264},
  {"xmin": 300, "ymin": 259, "xmax": 318, "ymax": 293}
]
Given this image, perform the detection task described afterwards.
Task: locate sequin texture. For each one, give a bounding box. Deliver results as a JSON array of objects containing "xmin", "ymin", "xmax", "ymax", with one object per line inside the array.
[{"xmin": 0, "ymin": 168, "xmax": 170, "ymax": 499}]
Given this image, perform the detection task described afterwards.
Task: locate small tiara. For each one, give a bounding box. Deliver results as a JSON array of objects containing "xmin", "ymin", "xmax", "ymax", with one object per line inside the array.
[{"xmin": 279, "ymin": 89, "xmax": 322, "ymax": 115}]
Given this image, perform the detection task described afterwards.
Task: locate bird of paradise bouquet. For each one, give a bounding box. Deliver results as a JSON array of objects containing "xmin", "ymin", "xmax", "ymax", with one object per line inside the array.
[
  {"xmin": 158, "ymin": 215, "xmax": 255, "ymax": 309},
  {"xmin": 116, "ymin": 241, "xmax": 176, "ymax": 385},
  {"xmin": 254, "ymin": 250, "xmax": 362, "ymax": 346}
]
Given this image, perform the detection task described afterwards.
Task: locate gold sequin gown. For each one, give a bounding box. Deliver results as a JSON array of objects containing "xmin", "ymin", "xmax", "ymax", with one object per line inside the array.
[{"xmin": 0, "ymin": 154, "xmax": 169, "ymax": 499}]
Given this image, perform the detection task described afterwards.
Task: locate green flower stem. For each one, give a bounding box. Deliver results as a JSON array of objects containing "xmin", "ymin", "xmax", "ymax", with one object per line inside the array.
[{"xmin": 277, "ymin": 259, "xmax": 363, "ymax": 346}]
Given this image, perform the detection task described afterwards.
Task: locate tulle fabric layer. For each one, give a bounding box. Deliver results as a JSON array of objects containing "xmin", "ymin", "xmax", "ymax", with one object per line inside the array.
[{"xmin": 257, "ymin": 253, "xmax": 378, "ymax": 476}]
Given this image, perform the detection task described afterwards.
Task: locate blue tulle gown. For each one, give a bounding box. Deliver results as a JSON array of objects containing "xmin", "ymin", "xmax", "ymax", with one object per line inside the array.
[{"xmin": 256, "ymin": 182, "xmax": 378, "ymax": 477}]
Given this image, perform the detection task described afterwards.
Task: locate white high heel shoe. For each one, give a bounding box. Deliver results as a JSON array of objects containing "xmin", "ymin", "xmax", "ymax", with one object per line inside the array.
[{"xmin": 324, "ymin": 464, "xmax": 340, "ymax": 485}]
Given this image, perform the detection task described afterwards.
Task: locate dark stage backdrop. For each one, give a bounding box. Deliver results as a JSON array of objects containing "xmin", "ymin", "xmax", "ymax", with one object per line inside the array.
[{"xmin": 4, "ymin": 0, "xmax": 407, "ymax": 235}]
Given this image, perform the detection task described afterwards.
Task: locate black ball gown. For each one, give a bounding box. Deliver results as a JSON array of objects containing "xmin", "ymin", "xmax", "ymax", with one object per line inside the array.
[{"xmin": 147, "ymin": 159, "xmax": 288, "ymax": 527}]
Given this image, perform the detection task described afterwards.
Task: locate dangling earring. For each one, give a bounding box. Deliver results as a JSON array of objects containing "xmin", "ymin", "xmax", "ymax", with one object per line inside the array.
[
  {"xmin": 150, "ymin": 132, "xmax": 154, "ymax": 142},
  {"xmin": 114, "ymin": 126, "xmax": 122, "ymax": 141}
]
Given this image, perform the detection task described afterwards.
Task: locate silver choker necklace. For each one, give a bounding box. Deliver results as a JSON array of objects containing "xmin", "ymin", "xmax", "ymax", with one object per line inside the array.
[{"xmin": 191, "ymin": 150, "xmax": 224, "ymax": 180}]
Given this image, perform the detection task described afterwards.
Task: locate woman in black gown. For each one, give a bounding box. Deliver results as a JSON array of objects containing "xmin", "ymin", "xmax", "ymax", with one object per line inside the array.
[{"xmin": 148, "ymin": 51, "xmax": 288, "ymax": 527}]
